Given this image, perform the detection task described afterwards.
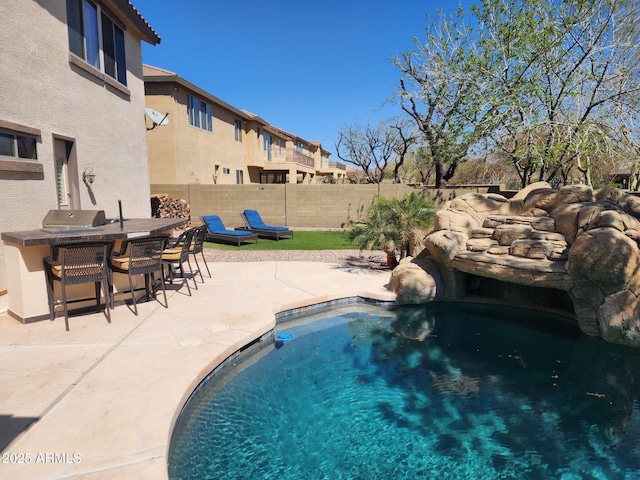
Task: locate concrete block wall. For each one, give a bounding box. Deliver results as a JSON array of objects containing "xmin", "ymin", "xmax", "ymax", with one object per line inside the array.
[{"xmin": 150, "ymin": 184, "xmax": 481, "ymax": 229}]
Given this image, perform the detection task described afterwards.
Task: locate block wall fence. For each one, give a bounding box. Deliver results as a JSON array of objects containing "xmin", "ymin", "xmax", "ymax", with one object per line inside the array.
[{"xmin": 150, "ymin": 184, "xmax": 502, "ymax": 229}]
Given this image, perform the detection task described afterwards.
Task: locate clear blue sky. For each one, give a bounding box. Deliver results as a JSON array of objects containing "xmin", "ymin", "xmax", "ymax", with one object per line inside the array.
[{"xmin": 133, "ymin": 0, "xmax": 465, "ymax": 156}]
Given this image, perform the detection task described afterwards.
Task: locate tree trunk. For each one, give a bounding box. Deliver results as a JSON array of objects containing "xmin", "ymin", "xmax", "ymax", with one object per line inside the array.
[{"xmin": 434, "ymin": 163, "xmax": 443, "ymax": 188}]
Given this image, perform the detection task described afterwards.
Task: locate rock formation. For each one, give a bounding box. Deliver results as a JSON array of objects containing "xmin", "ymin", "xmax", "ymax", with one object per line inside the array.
[{"xmin": 389, "ymin": 183, "xmax": 640, "ymax": 348}]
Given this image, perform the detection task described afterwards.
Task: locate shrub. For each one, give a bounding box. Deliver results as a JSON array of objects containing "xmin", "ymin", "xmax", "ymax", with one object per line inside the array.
[{"xmin": 349, "ymin": 190, "xmax": 436, "ymax": 266}]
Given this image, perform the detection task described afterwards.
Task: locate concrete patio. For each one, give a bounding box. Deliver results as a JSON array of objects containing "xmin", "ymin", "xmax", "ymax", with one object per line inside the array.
[{"xmin": 0, "ymin": 259, "xmax": 394, "ymax": 479}]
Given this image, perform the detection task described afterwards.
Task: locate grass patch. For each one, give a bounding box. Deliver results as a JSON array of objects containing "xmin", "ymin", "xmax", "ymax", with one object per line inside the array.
[{"xmin": 204, "ymin": 230, "xmax": 354, "ymax": 250}]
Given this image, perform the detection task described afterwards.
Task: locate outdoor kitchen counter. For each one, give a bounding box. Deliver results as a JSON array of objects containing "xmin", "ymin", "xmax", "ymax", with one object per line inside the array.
[
  {"xmin": 1, "ymin": 217, "xmax": 187, "ymax": 323},
  {"xmin": 1, "ymin": 217, "xmax": 187, "ymax": 246}
]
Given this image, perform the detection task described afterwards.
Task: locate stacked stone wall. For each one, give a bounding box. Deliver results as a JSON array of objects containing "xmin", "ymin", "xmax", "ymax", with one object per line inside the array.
[{"xmin": 390, "ymin": 182, "xmax": 640, "ymax": 348}]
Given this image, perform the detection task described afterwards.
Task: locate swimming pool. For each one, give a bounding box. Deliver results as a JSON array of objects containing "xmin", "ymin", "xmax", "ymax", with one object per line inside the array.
[{"xmin": 168, "ymin": 302, "xmax": 640, "ymax": 479}]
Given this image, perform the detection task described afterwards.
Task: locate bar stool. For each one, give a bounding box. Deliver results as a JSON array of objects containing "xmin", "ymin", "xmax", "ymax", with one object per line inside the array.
[
  {"xmin": 110, "ymin": 235, "xmax": 169, "ymax": 315},
  {"xmin": 190, "ymin": 225, "xmax": 211, "ymax": 282},
  {"xmin": 43, "ymin": 241, "xmax": 113, "ymax": 331},
  {"xmin": 162, "ymin": 228, "xmax": 197, "ymax": 295}
]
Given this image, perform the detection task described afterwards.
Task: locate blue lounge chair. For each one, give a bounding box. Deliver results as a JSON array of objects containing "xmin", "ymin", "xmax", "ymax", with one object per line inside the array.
[
  {"xmin": 201, "ymin": 215, "xmax": 258, "ymax": 246},
  {"xmin": 242, "ymin": 210, "xmax": 294, "ymax": 240}
]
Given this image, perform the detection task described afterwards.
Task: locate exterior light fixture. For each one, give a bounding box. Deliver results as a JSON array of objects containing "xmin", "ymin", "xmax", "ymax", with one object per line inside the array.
[{"xmin": 83, "ymin": 167, "xmax": 96, "ymax": 186}]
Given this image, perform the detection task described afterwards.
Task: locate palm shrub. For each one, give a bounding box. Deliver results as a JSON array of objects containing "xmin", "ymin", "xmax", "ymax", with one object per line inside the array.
[{"xmin": 349, "ymin": 191, "xmax": 436, "ymax": 267}]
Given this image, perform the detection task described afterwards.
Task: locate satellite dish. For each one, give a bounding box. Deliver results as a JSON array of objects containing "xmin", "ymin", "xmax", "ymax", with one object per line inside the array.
[{"xmin": 145, "ymin": 108, "xmax": 170, "ymax": 130}]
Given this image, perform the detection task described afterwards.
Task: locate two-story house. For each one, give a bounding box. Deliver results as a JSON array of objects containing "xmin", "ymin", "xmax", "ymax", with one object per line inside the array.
[
  {"xmin": 0, "ymin": 0, "xmax": 159, "ymax": 294},
  {"xmin": 143, "ymin": 65, "xmax": 344, "ymax": 186}
]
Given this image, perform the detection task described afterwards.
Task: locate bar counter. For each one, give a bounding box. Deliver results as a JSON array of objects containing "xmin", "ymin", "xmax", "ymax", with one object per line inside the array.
[{"xmin": 1, "ymin": 217, "xmax": 187, "ymax": 323}]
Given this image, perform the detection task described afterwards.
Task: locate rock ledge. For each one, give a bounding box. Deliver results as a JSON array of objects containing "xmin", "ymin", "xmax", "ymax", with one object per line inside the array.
[{"xmin": 390, "ymin": 183, "xmax": 640, "ymax": 348}]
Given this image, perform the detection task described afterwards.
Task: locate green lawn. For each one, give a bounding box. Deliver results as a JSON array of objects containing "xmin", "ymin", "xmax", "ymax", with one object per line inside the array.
[{"xmin": 204, "ymin": 230, "xmax": 354, "ymax": 250}]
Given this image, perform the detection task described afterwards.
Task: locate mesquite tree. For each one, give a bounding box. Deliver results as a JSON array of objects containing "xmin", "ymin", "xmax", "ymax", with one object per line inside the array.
[
  {"xmin": 478, "ymin": 0, "xmax": 640, "ymax": 188},
  {"xmin": 396, "ymin": 0, "xmax": 640, "ymax": 189},
  {"xmin": 394, "ymin": 8, "xmax": 498, "ymax": 188},
  {"xmin": 335, "ymin": 119, "xmax": 416, "ymax": 183}
]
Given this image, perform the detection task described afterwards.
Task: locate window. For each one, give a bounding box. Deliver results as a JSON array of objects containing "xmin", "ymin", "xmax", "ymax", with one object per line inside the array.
[
  {"xmin": 55, "ymin": 157, "xmax": 70, "ymax": 207},
  {"xmin": 66, "ymin": 0, "xmax": 128, "ymax": 86},
  {"xmin": 222, "ymin": 167, "xmax": 230, "ymax": 175},
  {"xmin": 234, "ymin": 119, "xmax": 242, "ymax": 142},
  {"xmin": 278, "ymin": 139, "xmax": 283, "ymax": 155},
  {"xmin": 263, "ymin": 133, "xmax": 272, "ymax": 161},
  {"xmin": 188, "ymin": 95, "xmax": 212, "ymax": 131},
  {"xmin": 0, "ymin": 131, "xmax": 38, "ymax": 160},
  {"xmin": 200, "ymin": 102, "xmax": 212, "ymax": 132},
  {"xmin": 295, "ymin": 141, "xmax": 303, "ymax": 153},
  {"xmin": 101, "ymin": 13, "xmax": 127, "ymax": 85},
  {"xmin": 236, "ymin": 169, "xmax": 244, "ymax": 184},
  {"xmin": 187, "ymin": 96, "xmax": 199, "ymax": 127}
]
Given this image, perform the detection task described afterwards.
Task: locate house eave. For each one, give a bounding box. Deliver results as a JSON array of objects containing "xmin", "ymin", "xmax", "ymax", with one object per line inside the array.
[{"xmin": 106, "ymin": 0, "xmax": 161, "ymax": 45}]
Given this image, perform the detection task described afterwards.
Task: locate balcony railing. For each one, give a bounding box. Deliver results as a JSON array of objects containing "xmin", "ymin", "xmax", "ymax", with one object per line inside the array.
[
  {"xmin": 318, "ymin": 161, "xmax": 347, "ymax": 171},
  {"xmin": 328, "ymin": 161, "xmax": 346, "ymax": 170},
  {"xmin": 289, "ymin": 150, "xmax": 314, "ymax": 168}
]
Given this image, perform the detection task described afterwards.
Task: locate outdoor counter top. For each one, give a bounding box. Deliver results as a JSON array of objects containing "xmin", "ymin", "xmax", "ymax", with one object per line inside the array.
[
  {"xmin": 1, "ymin": 217, "xmax": 188, "ymax": 323},
  {"xmin": 1, "ymin": 217, "xmax": 187, "ymax": 247}
]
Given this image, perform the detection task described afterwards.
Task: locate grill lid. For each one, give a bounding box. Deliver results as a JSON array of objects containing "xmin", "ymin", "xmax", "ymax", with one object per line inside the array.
[{"xmin": 42, "ymin": 210, "xmax": 107, "ymax": 228}]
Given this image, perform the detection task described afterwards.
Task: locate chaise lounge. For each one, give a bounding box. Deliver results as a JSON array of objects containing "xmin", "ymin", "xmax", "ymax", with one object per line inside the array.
[
  {"xmin": 241, "ymin": 209, "xmax": 294, "ymax": 240},
  {"xmin": 201, "ymin": 215, "xmax": 258, "ymax": 246}
]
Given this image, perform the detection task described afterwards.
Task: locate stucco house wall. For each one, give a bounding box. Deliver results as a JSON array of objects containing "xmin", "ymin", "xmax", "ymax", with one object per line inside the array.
[
  {"xmin": 145, "ymin": 81, "xmax": 179, "ymax": 184},
  {"xmin": 144, "ymin": 65, "xmax": 253, "ymax": 186},
  {"xmin": 0, "ymin": 0, "xmax": 159, "ymax": 293},
  {"xmin": 144, "ymin": 65, "xmax": 337, "ymax": 187}
]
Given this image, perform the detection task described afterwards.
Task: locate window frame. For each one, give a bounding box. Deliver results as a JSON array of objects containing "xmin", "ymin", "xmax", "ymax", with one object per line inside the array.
[
  {"xmin": 55, "ymin": 157, "xmax": 71, "ymax": 207},
  {"xmin": 188, "ymin": 95, "xmax": 212, "ymax": 132},
  {"xmin": 263, "ymin": 133, "xmax": 272, "ymax": 162},
  {"xmin": 66, "ymin": 0, "xmax": 128, "ymax": 88},
  {"xmin": 200, "ymin": 102, "xmax": 212, "ymax": 132},
  {"xmin": 188, "ymin": 95, "xmax": 200, "ymax": 128},
  {"xmin": 101, "ymin": 11, "xmax": 127, "ymax": 86},
  {"xmin": 234, "ymin": 119, "xmax": 243, "ymax": 142},
  {"xmin": 0, "ymin": 120, "xmax": 42, "ymax": 173}
]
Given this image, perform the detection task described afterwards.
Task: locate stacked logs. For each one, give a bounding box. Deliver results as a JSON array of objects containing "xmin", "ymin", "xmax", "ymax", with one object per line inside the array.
[{"xmin": 150, "ymin": 194, "xmax": 191, "ymax": 229}]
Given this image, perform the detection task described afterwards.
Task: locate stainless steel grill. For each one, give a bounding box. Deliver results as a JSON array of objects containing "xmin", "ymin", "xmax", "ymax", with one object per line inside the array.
[{"xmin": 41, "ymin": 210, "xmax": 106, "ymax": 233}]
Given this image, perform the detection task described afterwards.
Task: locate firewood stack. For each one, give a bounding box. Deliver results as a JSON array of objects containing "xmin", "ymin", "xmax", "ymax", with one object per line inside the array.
[{"xmin": 150, "ymin": 194, "xmax": 191, "ymax": 229}]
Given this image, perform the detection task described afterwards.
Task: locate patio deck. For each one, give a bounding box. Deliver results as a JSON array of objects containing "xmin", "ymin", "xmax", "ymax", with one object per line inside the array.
[{"xmin": 0, "ymin": 259, "xmax": 394, "ymax": 479}]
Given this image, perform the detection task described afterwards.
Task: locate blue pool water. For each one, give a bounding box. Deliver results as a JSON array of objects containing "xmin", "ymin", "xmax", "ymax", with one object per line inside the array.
[{"xmin": 168, "ymin": 303, "xmax": 640, "ymax": 479}]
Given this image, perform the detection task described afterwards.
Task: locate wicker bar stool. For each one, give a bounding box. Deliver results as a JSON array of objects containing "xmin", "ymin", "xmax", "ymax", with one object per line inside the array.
[
  {"xmin": 162, "ymin": 228, "xmax": 197, "ymax": 296},
  {"xmin": 110, "ymin": 235, "xmax": 169, "ymax": 315},
  {"xmin": 43, "ymin": 241, "xmax": 113, "ymax": 331}
]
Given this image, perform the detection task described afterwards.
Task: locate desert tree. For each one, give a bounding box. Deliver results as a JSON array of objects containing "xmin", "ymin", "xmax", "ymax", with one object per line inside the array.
[
  {"xmin": 335, "ymin": 119, "xmax": 417, "ymax": 183},
  {"xmin": 396, "ymin": 0, "xmax": 640, "ymax": 189},
  {"xmin": 476, "ymin": 0, "xmax": 640, "ymax": 187},
  {"xmin": 396, "ymin": 146, "xmax": 437, "ymax": 185},
  {"xmin": 394, "ymin": 8, "xmax": 499, "ymax": 188}
]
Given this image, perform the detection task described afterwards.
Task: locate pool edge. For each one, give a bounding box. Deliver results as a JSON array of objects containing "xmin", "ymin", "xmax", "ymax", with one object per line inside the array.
[{"xmin": 165, "ymin": 292, "xmax": 397, "ymax": 473}]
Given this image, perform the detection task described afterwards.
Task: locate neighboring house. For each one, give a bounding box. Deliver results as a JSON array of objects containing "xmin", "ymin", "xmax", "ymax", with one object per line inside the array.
[
  {"xmin": 314, "ymin": 141, "xmax": 349, "ymax": 183},
  {"xmin": 0, "ymin": 0, "xmax": 160, "ymax": 294},
  {"xmin": 143, "ymin": 65, "xmax": 345, "ymax": 185}
]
